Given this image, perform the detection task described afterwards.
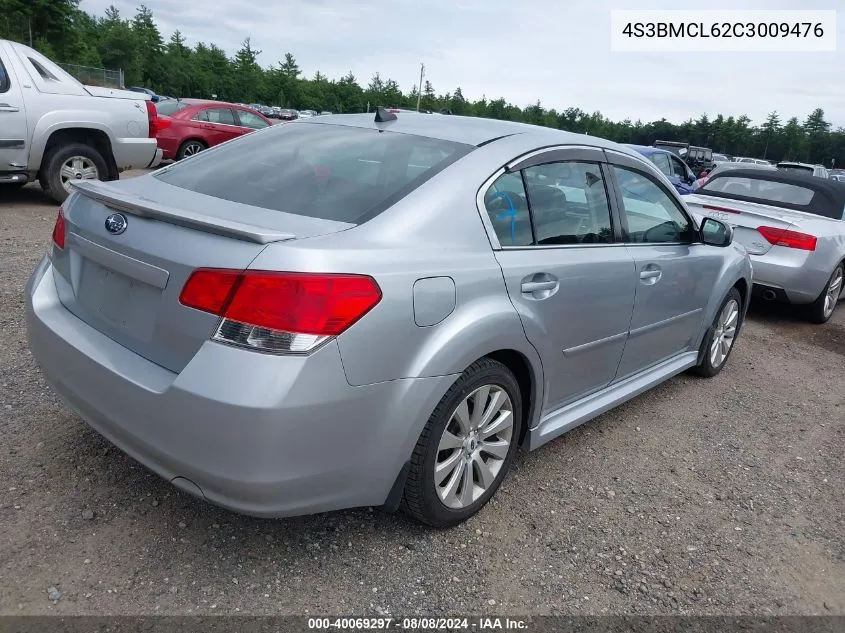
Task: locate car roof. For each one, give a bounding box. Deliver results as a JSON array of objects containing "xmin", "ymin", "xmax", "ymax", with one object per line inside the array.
[
  {"xmin": 624, "ymin": 144, "xmax": 676, "ymax": 157},
  {"xmin": 303, "ymin": 112, "xmax": 632, "ymax": 149},
  {"xmin": 698, "ymin": 167, "xmax": 845, "ymax": 219},
  {"xmin": 178, "ymin": 98, "xmax": 255, "ymax": 108}
]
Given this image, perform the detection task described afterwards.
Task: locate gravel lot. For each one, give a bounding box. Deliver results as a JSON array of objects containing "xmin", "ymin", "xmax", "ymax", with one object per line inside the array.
[{"xmin": 1, "ymin": 174, "xmax": 843, "ymax": 616}]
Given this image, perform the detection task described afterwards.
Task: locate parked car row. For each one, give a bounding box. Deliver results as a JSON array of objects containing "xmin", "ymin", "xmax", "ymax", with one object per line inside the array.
[{"xmin": 237, "ymin": 104, "xmax": 333, "ymax": 120}]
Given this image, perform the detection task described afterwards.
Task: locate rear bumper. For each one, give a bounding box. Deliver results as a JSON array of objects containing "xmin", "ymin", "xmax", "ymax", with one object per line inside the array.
[
  {"xmin": 749, "ymin": 250, "xmax": 831, "ymax": 304},
  {"xmin": 147, "ymin": 148, "xmax": 163, "ymax": 169},
  {"xmin": 25, "ymin": 257, "xmax": 455, "ymax": 518},
  {"xmin": 111, "ymin": 137, "xmax": 159, "ymax": 171}
]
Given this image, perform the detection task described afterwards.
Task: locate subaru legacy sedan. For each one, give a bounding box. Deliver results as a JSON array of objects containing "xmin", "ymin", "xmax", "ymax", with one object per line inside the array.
[{"xmin": 25, "ymin": 112, "xmax": 751, "ymax": 527}]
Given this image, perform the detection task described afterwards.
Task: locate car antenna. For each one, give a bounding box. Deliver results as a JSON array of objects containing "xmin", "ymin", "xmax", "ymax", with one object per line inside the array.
[{"xmin": 374, "ymin": 107, "xmax": 397, "ymax": 123}]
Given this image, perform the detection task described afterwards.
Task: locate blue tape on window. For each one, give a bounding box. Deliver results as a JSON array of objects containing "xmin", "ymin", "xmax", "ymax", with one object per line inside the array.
[{"xmin": 490, "ymin": 191, "xmax": 518, "ymax": 243}]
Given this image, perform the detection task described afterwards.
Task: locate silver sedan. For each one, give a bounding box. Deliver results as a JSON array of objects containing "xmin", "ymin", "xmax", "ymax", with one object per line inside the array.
[{"xmin": 25, "ymin": 111, "xmax": 751, "ymax": 526}]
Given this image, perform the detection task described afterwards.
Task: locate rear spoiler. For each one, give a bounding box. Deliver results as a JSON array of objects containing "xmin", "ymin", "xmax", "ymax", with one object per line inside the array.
[{"xmin": 70, "ymin": 180, "xmax": 296, "ymax": 245}]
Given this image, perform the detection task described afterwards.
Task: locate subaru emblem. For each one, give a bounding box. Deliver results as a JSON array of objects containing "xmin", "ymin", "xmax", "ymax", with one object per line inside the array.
[{"xmin": 104, "ymin": 213, "xmax": 128, "ymax": 235}]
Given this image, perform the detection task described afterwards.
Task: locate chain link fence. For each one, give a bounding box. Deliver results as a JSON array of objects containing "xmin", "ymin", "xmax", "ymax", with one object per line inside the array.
[{"xmin": 57, "ymin": 63, "xmax": 124, "ymax": 89}]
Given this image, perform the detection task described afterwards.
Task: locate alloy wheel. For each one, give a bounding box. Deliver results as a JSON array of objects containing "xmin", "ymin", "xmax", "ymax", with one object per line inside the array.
[
  {"xmin": 710, "ymin": 298, "xmax": 739, "ymax": 368},
  {"xmin": 823, "ymin": 267, "xmax": 843, "ymax": 319},
  {"xmin": 434, "ymin": 385, "xmax": 514, "ymax": 509},
  {"xmin": 60, "ymin": 156, "xmax": 99, "ymax": 194}
]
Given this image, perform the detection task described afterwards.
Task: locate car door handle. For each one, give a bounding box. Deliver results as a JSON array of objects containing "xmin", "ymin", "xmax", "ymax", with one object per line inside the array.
[
  {"xmin": 521, "ymin": 280, "xmax": 558, "ymax": 293},
  {"xmin": 639, "ymin": 269, "xmax": 663, "ymax": 285},
  {"xmin": 0, "ymin": 104, "xmax": 20, "ymax": 113}
]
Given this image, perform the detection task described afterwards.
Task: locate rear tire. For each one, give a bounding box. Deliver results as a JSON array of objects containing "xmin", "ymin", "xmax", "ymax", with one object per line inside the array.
[
  {"xmin": 40, "ymin": 143, "xmax": 108, "ymax": 204},
  {"xmin": 176, "ymin": 140, "xmax": 206, "ymax": 160},
  {"xmin": 807, "ymin": 263, "xmax": 843, "ymax": 324},
  {"xmin": 401, "ymin": 358, "xmax": 523, "ymax": 528},
  {"xmin": 691, "ymin": 287, "xmax": 743, "ymax": 378}
]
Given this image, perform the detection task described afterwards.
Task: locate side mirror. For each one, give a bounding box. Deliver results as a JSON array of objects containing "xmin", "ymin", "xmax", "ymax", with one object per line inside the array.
[{"xmin": 700, "ymin": 217, "xmax": 733, "ymax": 247}]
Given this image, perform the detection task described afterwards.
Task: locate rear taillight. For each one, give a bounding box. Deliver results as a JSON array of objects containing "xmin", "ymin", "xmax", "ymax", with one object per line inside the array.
[
  {"xmin": 144, "ymin": 100, "xmax": 169, "ymax": 137},
  {"xmin": 757, "ymin": 226, "xmax": 817, "ymax": 251},
  {"xmin": 52, "ymin": 208, "xmax": 66, "ymax": 249},
  {"xmin": 179, "ymin": 269, "xmax": 382, "ymax": 353}
]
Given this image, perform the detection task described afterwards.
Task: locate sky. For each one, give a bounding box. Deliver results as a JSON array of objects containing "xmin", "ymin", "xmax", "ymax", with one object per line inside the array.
[{"xmin": 80, "ymin": 0, "xmax": 844, "ymax": 127}]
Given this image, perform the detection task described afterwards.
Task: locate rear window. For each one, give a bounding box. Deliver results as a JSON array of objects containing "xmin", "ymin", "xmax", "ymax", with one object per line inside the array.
[
  {"xmin": 778, "ymin": 164, "xmax": 813, "ymax": 174},
  {"xmin": 700, "ymin": 176, "xmax": 814, "ymax": 205},
  {"xmin": 153, "ymin": 122, "xmax": 472, "ymax": 223},
  {"xmin": 155, "ymin": 100, "xmax": 189, "ymax": 116}
]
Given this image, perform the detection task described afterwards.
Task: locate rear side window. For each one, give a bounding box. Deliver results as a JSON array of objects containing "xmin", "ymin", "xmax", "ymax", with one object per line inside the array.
[
  {"xmin": 484, "ymin": 172, "xmax": 533, "ymax": 246},
  {"xmin": 700, "ymin": 176, "xmax": 814, "ymax": 205},
  {"xmin": 28, "ymin": 57, "xmax": 58, "ymax": 80},
  {"xmin": 206, "ymin": 108, "xmax": 236, "ymax": 125},
  {"xmin": 0, "ymin": 58, "xmax": 8, "ymax": 93},
  {"xmin": 153, "ymin": 122, "xmax": 472, "ymax": 223},
  {"xmin": 650, "ymin": 153, "xmax": 671, "ymax": 177},
  {"xmin": 524, "ymin": 162, "xmax": 613, "ymax": 245},
  {"xmin": 483, "ymin": 161, "xmax": 614, "ymax": 246}
]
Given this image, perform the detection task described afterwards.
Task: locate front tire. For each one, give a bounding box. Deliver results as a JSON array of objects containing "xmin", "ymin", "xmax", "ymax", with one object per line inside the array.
[
  {"xmin": 401, "ymin": 358, "xmax": 523, "ymax": 527},
  {"xmin": 807, "ymin": 263, "xmax": 843, "ymax": 324},
  {"xmin": 40, "ymin": 143, "xmax": 108, "ymax": 204},
  {"xmin": 691, "ymin": 287, "xmax": 742, "ymax": 378}
]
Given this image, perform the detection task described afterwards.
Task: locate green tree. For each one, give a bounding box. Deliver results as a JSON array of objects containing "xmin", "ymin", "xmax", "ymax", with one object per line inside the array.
[
  {"xmin": 131, "ymin": 5, "xmax": 164, "ymax": 87},
  {"xmin": 760, "ymin": 111, "xmax": 781, "ymax": 159},
  {"xmin": 804, "ymin": 108, "xmax": 831, "ymax": 163}
]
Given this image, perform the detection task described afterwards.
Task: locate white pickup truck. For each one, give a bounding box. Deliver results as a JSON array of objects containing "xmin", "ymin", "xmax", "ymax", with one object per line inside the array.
[{"xmin": 0, "ymin": 39, "xmax": 162, "ymax": 203}]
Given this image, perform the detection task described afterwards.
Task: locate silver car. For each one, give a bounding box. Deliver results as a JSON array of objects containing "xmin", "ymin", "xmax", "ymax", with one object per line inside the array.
[
  {"xmin": 685, "ymin": 168, "xmax": 845, "ymax": 323},
  {"xmin": 25, "ymin": 111, "xmax": 751, "ymax": 527}
]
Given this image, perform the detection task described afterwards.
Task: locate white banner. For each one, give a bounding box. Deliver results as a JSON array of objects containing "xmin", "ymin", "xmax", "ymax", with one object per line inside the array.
[{"xmin": 610, "ymin": 10, "xmax": 837, "ymax": 52}]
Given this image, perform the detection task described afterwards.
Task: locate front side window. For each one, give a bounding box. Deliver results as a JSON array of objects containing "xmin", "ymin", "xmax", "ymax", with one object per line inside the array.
[
  {"xmin": 154, "ymin": 123, "xmax": 472, "ymax": 223},
  {"xmin": 523, "ymin": 161, "xmax": 613, "ymax": 244},
  {"xmin": 236, "ymin": 110, "xmax": 269, "ymax": 129},
  {"xmin": 612, "ymin": 166, "xmax": 693, "ymax": 244}
]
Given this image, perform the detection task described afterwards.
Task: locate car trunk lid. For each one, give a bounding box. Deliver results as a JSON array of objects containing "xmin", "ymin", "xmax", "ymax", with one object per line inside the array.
[
  {"xmin": 49, "ymin": 177, "xmax": 354, "ymax": 373},
  {"xmin": 685, "ymin": 194, "xmax": 806, "ymax": 255}
]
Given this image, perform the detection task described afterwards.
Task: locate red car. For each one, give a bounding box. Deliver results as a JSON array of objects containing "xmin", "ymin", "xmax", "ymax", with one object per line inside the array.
[{"xmin": 153, "ymin": 99, "xmax": 274, "ymax": 160}]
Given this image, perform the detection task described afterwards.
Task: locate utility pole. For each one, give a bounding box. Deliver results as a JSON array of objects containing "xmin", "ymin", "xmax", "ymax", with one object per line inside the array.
[
  {"xmin": 416, "ymin": 63, "xmax": 424, "ymax": 112},
  {"xmin": 28, "ymin": 19, "xmax": 32, "ymax": 47}
]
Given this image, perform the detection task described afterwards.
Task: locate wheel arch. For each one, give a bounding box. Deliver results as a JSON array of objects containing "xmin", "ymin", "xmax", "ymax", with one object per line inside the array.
[
  {"xmin": 484, "ymin": 349, "xmax": 540, "ymax": 446},
  {"xmin": 34, "ymin": 125, "xmax": 119, "ymax": 180}
]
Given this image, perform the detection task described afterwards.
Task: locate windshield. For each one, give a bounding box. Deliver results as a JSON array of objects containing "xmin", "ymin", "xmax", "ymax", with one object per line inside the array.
[{"xmin": 153, "ymin": 122, "xmax": 472, "ymax": 223}]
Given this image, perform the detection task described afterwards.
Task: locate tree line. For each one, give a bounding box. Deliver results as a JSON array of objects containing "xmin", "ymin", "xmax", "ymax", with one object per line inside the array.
[{"xmin": 3, "ymin": 0, "xmax": 844, "ymax": 167}]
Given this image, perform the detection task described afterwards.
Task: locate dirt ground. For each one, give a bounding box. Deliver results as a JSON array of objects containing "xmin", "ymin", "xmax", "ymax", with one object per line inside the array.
[{"xmin": 1, "ymin": 174, "xmax": 843, "ymax": 616}]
